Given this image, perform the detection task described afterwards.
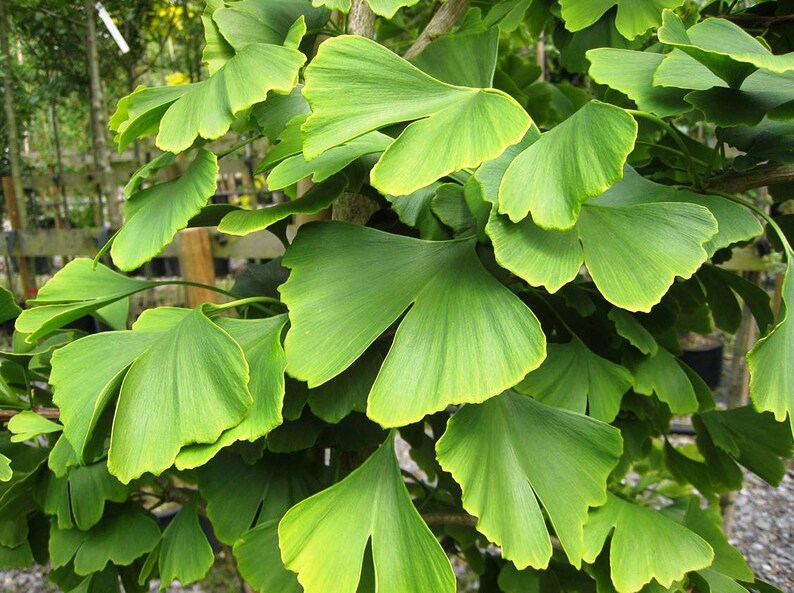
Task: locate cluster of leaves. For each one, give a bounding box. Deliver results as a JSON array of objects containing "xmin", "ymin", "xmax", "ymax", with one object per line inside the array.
[{"xmin": 0, "ymin": 0, "xmax": 793, "ymax": 592}]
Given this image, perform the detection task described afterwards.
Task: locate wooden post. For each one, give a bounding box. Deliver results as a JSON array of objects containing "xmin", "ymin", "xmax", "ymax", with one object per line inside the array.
[
  {"xmin": 2, "ymin": 176, "xmax": 35, "ymax": 297},
  {"xmin": 178, "ymin": 228, "xmax": 218, "ymax": 308}
]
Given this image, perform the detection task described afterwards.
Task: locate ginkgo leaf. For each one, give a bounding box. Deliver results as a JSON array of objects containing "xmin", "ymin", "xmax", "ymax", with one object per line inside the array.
[
  {"xmin": 559, "ymin": 0, "xmax": 684, "ymax": 40},
  {"xmin": 436, "ymin": 391, "xmax": 622, "ymax": 570},
  {"xmin": 582, "ymin": 494, "xmax": 714, "ymax": 593},
  {"xmin": 217, "ymin": 174, "xmax": 346, "ymax": 236},
  {"xmin": 50, "ymin": 509, "xmax": 160, "ymax": 576},
  {"xmin": 158, "ymin": 495, "xmax": 214, "ymax": 587},
  {"xmin": 7, "ymin": 411, "xmax": 62, "ymax": 443},
  {"xmin": 265, "ymin": 132, "xmax": 391, "ymax": 190},
  {"xmin": 301, "ymin": 35, "xmax": 530, "ymax": 195},
  {"xmin": 234, "ymin": 520, "xmax": 301, "ymax": 593},
  {"xmin": 312, "ymin": 0, "xmax": 418, "ymax": 18},
  {"xmin": 0, "ymin": 454, "xmax": 11, "ymax": 482},
  {"xmin": 200, "ymin": 452, "xmax": 317, "ymax": 545},
  {"xmin": 747, "ymin": 260, "xmax": 794, "ymax": 433},
  {"xmin": 631, "ymin": 347, "xmax": 699, "ymax": 414},
  {"xmin": 201, "ymin": 0, "xmax": 233, "ymax": 75},
  {"xmin": 498, "ymin": 101, "xmax": 637, "ymax": 229},
  {"xmin": 0, "ymin": 288, "xmax": 20, "ymax": 325},
  {"xmin": 111, "ymin": 31, "xmax": 306, "ymax": 154},
  {"xmin": 67, "ymin": 462, "xmax": 129, "ymax": 530},
  {"xmin": 279, "ymin": 433, "xmax": 456, "ymax": 593},
  {"xmin": 657, "ymin": 10, "xmax": 794, "ymax": 88},
  {"xmin": 609, "ymin": 309, "xmax": 658, "ymax": 355},
  {"xmin": 516, "ymin": 337, "xmax": 632, "ymax": 422},
  {"xmin": 410, "ymin": 27, "xmax": 499, "ymax": 88},
  {"xmin": 112, "ymin": 149, "xmax": 219, "ymax": 271},
  {"xmin": 586, "ymin": 49, "xmax": 692, "ymax": 117},
  {"xmin": 16, "ymin": 260, "xmax": 155, "ymax": 343},
  {"xmin": 488, "ymin": 172, "xmax": 717, "ymax": 311},
  {"xmin": 280, "ymin": 221, "xmax": 546, "ymax": 427},
  {"xmin": 108, "ymin": 307, "xmax": 252, "ymax": 483},
  {"xmin": 175, "ymin": 314, "xmax": 288, "ymax": 469}
]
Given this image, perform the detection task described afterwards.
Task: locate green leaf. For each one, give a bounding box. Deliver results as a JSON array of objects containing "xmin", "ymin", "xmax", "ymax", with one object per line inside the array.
[
  {"xmin": 498, "ymin": 101, "xmax": 637, "ymax": 229},
  {"xmin": 16, "ymin": 260, "xmax": 155, "ymax": 342},
  {"xmin": 7, "ymin": 411, "xmax": 62, "ymax": 443},
  {"xmin": 159, "ymin": 496, "xmax": 214, "ymax": 587},
  {"xmin": 516, "ymin": 337, "xmax": 632, "ymax": 422},
  {"xmin": 50, "ymin": 331, "xmax": 159, "ymax": 462},
  {"xmin": 281, "ymin": 221, "xmax": 546, "ymax": 427},
  {"xmin": 631, "ymin": 347, "xmax": 699, "ymax": 414},
  {"xmin": 0, "ymin": 288, "xmax": 20, "ymax": 325},
  {"xmin": 251, "ymin": 85, "xmax": 310, "ymax": 142},
  {"xmin": 301, "ymin": 36, "xmax": 530, "ymax": 195},
  {"xmin": 218, "ymin": 174, "xmax": 347, "ymax": 236},
  {"xmin": 200, "ymin": 452, "xmax": 317, "ymax": 545},
  {"xmin": 657, "ymin": 10, "xmax": 794, "ymax": 88},
  {"xmin": 122, "ymin": 152, "xmax": 177, "ymax": 198},
  {"xmin": 175, "ymin": 314, "xmax": 288, "ymax": 469},
  {"xmin": 0, "ymin": 454, "xmax": 11, "ymax": 482},
  {"xmin": 436, "ymin": 391, "xmax": 622, "ymax": 570},
  {"xmin": 582, "ymin": 494, "xmax": 714, "ymax": 593},
  {"xmin": 312, "ymin": 0, "xmax": 418, "ymax": 18},
  {"xmin": 279, "ymin": 433, "xmax": 456, "ymax": 593},
  {"xmin": 410, "ymin": 27, "xmax": 499, "ymax": 88},
  {"xmin": 112, "ymin": 149, "xmax": 218, "ymax": 271},
  {"xmin": 50, "ymin": 509, "xmax": 160, "ymax": 575},
  {"xmin": 108, "ymin": 307, "xmax": 252, "ymax": 483},
  {"xmin": 201, "ymin": 0, "xmax": 234, "ymax": 75},
  {"xmin": 560, "ymin": 0, "xmax": 684, "ymax": 39},
  {"xmin": 266, "ymin": 132, "xmax": 390, "ymax": 190},
  {"xmin": 747, "ymin": 260, "xmax": 794, "ymax": 433},
  {"xmin": 488, "ymin": 170, "xmax": 718, "ymax": 311},
  {"xmin": 609, "ymin": 309, "xmax": 658, "ymax": 356},
  {"xmin": 306, "ymin": 348, "xmax": 381, "ymax": 423},
  {"xmin": 110, "ymin": 85, "xmax": 189, "ymax": 153},
  {"xmin": 586, "ymin": 49, "xmax": 692, "ymax": 117},
  {"xmin": 67, "ymin": 462, "xmax": 129, "ymax": 530},
  {"xmin": 234, "ymin": 519, "xmax": 301, "ymax": 593}
]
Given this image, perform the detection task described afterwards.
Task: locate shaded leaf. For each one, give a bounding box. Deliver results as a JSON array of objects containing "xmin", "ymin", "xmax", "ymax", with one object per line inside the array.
[
  {"xmin": 159, "ymin": 496, "xmax": 214, "ymax": 587},
  {"xmin": 234, "ymin": 519, "xmax": 301, "ymax": 593},
  {"xmin": 631, "ymin": 348, "xmax": 699, "ymax": 414}
]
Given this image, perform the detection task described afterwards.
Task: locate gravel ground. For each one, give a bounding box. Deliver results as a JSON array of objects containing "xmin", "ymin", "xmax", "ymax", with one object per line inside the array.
[{"xmin": 730, "ymin": 468, "xmax": 794, "ymax": 593}]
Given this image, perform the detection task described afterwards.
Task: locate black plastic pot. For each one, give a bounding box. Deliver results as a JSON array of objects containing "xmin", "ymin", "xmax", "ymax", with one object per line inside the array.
[{"xmin": 681, "ymin": 343, "xmax": 724, "ymax": 390}]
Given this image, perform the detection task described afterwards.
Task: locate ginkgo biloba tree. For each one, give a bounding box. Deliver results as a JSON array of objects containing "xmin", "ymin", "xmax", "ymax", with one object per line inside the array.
[{"xmin": 1, "ymin": 0, "xmax": 793, "ymax": 592}]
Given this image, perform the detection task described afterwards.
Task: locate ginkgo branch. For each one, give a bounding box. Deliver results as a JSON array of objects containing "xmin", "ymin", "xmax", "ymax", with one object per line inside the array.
[
  {"xmin": 710, "ymin": 163, "xmax": 794, "ymax": 194},
  {"xmin": 404, "ymin": 0, "xmax": 471, "ymax": 59}
]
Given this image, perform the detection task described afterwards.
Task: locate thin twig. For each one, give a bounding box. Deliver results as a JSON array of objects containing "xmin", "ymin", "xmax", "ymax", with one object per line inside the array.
[
  {"xmin": 0, "ymin": 407, "xmax": 59, "ymax": 420},
  {"xmin": 403, "ymin": 0, "xmax": 471, "ymax": 59}
]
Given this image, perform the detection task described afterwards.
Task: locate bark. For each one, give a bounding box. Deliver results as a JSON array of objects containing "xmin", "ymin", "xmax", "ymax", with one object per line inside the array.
[
  {"xmin": 0, "ymin": 0, "xmax": 27, "ymax": 224},
  {"xmin": 710, "ymin": 163, "xmax": 794, "ymax": 194},
  {"xmin": 84, "ymin": 0, "xmax": 121, "ymax": 227},
  {"xmin": 349, "ymin": 0, "xmax": 376, "ymax": 38},
  {"xmin": 403, "ymin": 0, "xmax": 471, "ymax": 59}
]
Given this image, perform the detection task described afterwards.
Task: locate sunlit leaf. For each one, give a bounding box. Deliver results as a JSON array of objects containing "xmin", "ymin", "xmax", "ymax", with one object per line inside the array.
[
  {"xmin": 279, "ymin": 433, "xmax": 456, "ymax": 593},
  {"xmin": 302, "ymin": 35, "xmax": 530, "ymax": 195},
  {"xmin": 7, "ymin": 411, "xmax": 62, "ymax": 443},
  {"xmin": 582, "ymin": 494, "xmax": 713, "ymax": 593},
  {"xmin": 112, "ymin": 149, "xmax": 218, "ymax": 271},
  {"xmin": 281, "ymin": 221, "xmax": 546, "ymax": 427},
  {"xmin": 436, "ymin": 391, "xmax": 622, "ymax": 569},
  {"xmin": 499, "ymin": 101, "xmax": 637, "ymax": 229},
  {"xmin": 560, "ymin": 0, "xmax": 684, "ymax": 39}
]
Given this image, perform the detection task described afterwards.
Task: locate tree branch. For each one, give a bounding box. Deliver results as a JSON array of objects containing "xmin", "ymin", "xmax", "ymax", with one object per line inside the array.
[
  {"xmin": 0, "ymin": 407, "xmax": 60, "ymax": 420},
  {"xmin": 709, "ymin": 163, "xmax": 794, "ymax": 194},
  {"xmin": 349, "ymin": 0, "xmax": 376, "ymax": 38},
  {"xmin": 715, "ymin": 14, "xmax": 794, "ymax": 26},
  {"xmin": 403, "ymin": 0, "xmax": 471, "ymax": 59}
]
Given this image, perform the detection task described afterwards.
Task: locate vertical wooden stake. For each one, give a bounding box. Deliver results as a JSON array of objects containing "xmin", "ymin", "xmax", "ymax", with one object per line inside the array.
[
  {"xmin": 2, "ymin": 176, "xmax": 35, "ymax": 298},
  {"xmin": 178, "ymin": 228, "xmax": 218, "ymax": 308}
]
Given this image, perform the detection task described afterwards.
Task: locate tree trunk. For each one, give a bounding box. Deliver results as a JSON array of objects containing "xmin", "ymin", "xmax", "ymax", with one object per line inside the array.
[
  {"xmin": 84, "ymin": 0, "xmax": 121, "ymax": 227},
  {"xmin": 0, "ymin": 0, "xmax": 27, "ymax": 224}
]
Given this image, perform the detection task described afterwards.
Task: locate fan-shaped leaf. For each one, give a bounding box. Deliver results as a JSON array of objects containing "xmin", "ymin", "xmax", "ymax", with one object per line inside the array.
[
  {"xmin": 747, "ymin": 261, "xmax": 794, "ymax": 433},
  {"xmin": 631, "ymin": 347, "xmax": 699, "ymax": 414},
  {"xmin": 7, "ymin": 412, "xmax": 62, "ymax": 443},
  {"xmin": 112, "ymin": 149, "xmax": 218, "ymax": 271},
  {"xmin": 582, "ymin": 494, "xmax": 713, "ymax": 593},
  {"xmin": 436, "ymin": 391, "xmax": 622, "ymax": 570},
  {"xmin": 16, "ymin": 260, "xmax": 154, "ymax": 342},
  {"xmin": 301, "ymin": 35, "xmax": 530, "ymax": 195},
  {"xmin": 517, "ymin": 338, "xmax": 632, "ymax": 422},
  {"xmin": 560, "ymin": 0, "xmax": 684, "ymax": 40},
  {"xmin": 158, "ymin": 495, "xmax": 214, "ymax": 587},
  {"xmin": 279, "ymin": 433, "xmax": 456, "ymax": 593},
  {"xmin": 499, "ymin": 101, "xmax": 637, "ymax": 229},
  {"xmin": 234, "ymin": 519, "xmax": 301, "ymax": 593},
  {"xmin": 280, "ymin": 221, "xmax": 546, "ymax": 427}
]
